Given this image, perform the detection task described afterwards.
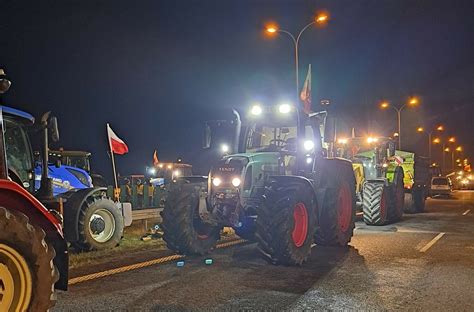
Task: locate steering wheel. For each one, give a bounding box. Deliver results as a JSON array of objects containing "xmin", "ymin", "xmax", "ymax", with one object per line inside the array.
[{"xmin": 269, "ymin": 139, "xmax": 287, "ymax": 148}]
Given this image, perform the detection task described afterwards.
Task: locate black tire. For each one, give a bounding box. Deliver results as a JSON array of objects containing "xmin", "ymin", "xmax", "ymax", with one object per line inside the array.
[
  {"xmin": 404, "ymin": 187, "xmax": 425, "ymax": 213},
  {"xmin": 363, "ymin": 181, "xmax": 389, "ymax": 225},
  {"xmin": 413, "ymin": 188, "xmax": 426, "ymax": 212},
  {"xmin": 388, "ymin": 168, "xmax": 405, "ymax": 222},
  {"xmin": 0, "ymin": 207, "xmax": 59, "ymax": 311},
  {"xmin": 314, "ymin": 164, "xmax": 356, "ymax": 246},
  {"xmin": 256, "ymin": 180, "xmax": 317, "ymax": 265},
  {"xmin": 161, "ymin": 182, "xmax": 220, "ymax": 255},
  {"xmin": 72, "ymin": 194, "xmax": 124, "ymax": 251}
]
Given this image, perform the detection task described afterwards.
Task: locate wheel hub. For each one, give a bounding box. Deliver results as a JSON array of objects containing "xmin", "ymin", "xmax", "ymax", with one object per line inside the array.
[
  {"xmin": 292, "ymin": 202, "xmax": 308, "ymax": 248},
  {"xmin": 90, "ymin": 217, "xmax": 106, "ymax": 234},
  {"xmin": 337, "ymin": 183, "xmax": 352, "ymax": 232},
  {"xmin": 0, "ymin": 243, "xmax": 32, "ymax": 311},
  {"xmin": 89, "ymin": 209, "xmax": 116, "ymax": 243}
]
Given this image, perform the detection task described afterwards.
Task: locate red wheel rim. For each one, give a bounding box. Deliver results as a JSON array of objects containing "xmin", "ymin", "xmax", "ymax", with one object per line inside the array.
[
  {"xmin": 292, "ymin": 202, "xmax": 308, "ymax": 247},
  {"xmin": 337, "ymin": 182, "xmax": 352, "ymax": 232}
]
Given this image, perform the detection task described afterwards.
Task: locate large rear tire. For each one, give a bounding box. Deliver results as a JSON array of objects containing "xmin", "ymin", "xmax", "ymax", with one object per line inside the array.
[
  {"xmin": 256, "ymin": 180, "xmax": 316, "ymax": 265},
  {"xmin": 72, "ymin": 194, "xmax": 124, "ymax": 252},
  {"xmin": 363, "ymin": 181, "xmax": 389, "ymax": 225},
  {"xmin": 161, "ymin": 182, "xmax": 220, "ymax": 255},
  {"xmin": 0, "ymin": 207, "xmax": 58, "ymax": 311},
  {"xmin": 388, "ymin": 168, "xmax": 405, "ymax": 222},
  {"xmin": 314, "ymin": 163, "xmax": 356, "ymax": 246}
]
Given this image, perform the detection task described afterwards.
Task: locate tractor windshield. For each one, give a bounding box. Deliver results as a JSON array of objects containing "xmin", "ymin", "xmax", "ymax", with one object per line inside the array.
[
  {"xmin": 4, "ymin": 119, "xmax": 34, "ymax": 189},
  {"xmin": 65, "ymin": 156, "xmax": 90, "ymax": 172}
]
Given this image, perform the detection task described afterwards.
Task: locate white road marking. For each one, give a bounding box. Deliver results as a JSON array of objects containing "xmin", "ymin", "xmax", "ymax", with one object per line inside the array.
[
  {"xmin": 419, "ymin": 232, "xmax": 445, "ymax": 253},
  {"xmin": 462, "ymin": 209, "xmax": 470, "ymax": 215}
]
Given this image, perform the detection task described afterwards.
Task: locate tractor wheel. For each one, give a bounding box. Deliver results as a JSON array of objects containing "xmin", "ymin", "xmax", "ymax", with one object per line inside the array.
[
  {"xmin": 0, "ymin": 207, "xmax": 58, "ymax": 311},
  {"xmin": 404, "ymin": 187, "xmax": 425, "ymax": 213},
  {"xmin": 72, "ymin": 194, "xmax": 124, "ymax": 251},
  {"xmin": 161, "ymin": 182, "xmax": 220, "ymax": 255},
  {"xmin": 388, "ymin": 168, "xmax": 405, "ymax": 222},
  {"xmin": 256, "ymin": 180, "xmax": 316, "ymax": 265},
  {"xmin": 314, "ymin": 164, "xmax": 356, "ymax": 246},
  {"xmin": 362, "ymin": 181, "xmax": 389, "ymax": 225}
]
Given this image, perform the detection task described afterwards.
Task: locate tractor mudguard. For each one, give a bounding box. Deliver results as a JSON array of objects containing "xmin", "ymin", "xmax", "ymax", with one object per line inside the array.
[
  {"xmin": 268, "ymin": 175, "xmax": 317, "ymax": 202},
  {"xmin": 60, "ymin": 187, "xmax": 108, "ymax": 242}
]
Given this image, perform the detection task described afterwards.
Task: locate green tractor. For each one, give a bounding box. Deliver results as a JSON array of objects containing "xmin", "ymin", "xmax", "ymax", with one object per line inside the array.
[
  {"xmin": 346, "ymin": 138, "xmax": 405, "ymax": 225},
  {"xmin": 161, "ymin": 105, "xmax": 357, "ymax": 265}
]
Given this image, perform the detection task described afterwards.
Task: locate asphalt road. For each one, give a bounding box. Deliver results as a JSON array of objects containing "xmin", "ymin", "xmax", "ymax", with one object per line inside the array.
[{"xmin": 54, "ymin": 191, "xmax": 474, "ymax": 311}]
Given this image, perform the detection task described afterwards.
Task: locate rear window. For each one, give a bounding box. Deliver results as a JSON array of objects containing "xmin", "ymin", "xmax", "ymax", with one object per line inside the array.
[{"xmin": 432, "ymin": 178, "xmax": 448, "ymax": 185}]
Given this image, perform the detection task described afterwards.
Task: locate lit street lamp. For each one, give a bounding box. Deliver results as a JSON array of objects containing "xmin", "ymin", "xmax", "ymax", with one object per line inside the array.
[
  {"xmin": 379, "ymin": 97, "xmax": 420, "ymax": 149},
  {"xmin": 265, "ymin": 12, "xmax": 329, "ymax": 104},
  {"xmin": 416, "ymin": 125, "xmax": 444, "ymax": 159}
]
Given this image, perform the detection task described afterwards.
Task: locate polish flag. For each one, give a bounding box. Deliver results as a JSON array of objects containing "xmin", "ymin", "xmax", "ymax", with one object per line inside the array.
[{"xmin": 107, "ymin": 124, "xmax": 129, "ymax": 155}]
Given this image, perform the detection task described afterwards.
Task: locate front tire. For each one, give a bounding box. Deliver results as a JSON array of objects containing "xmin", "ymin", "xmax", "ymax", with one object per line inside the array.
[
  {"xmin": 256, "ymin": 180, "xmax": 317, "ymax": 265},
  {"xmin": 363, "ymin": 181, "xmax": 389, "ymax": 225},
  {"xmin": 0, "ymin": 207, "xmax": 58, "ymax": 311},
  {"xmin": 314, "ymin": 163, "xmax": 356, "ymax": 246},
  {"xmin": 72, "ymin": 195, "xmax": 124, "ymax": 251},
  {"xmin": 161, "ymin": 182, "xmax": 220, "ymax": 255}
]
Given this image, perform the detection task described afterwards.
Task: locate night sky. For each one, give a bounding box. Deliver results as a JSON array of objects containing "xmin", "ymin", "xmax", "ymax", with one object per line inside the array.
[{"xmin": 1, "ymin": 0, "xmax": 473, "ymax": 180}]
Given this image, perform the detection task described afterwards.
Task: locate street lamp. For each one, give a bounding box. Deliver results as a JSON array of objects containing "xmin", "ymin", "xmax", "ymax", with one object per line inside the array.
[
  {"xmin": 379, "ymin": 96, "xmax": 420, "ymax": 149},
  {"xmin": 416, "ymin": 125, "xmax": 443, "ymax": 159},
  {"xmin": 265, "ymin": 12, "xmax": 329, "ymax": 105}
]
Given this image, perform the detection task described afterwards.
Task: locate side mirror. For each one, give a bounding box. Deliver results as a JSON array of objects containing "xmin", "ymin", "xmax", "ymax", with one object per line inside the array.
[
  {"xmin": 49, "ymin": 116, "xmax": 60, "ymax": 142},
  {"xmin": 202, "ymin": 123, "xmax": 211, "ymax": 149},
  {"xmin": 0, "ymin": 69, "xmax": 11, "ymax": 94},
  {"xmin": 387, "ymin": 141, "xmax": 396, "ymax": 157},
  {"xmin": 324, "ymin": 116, "xmax": 336, "ymax": 143}
]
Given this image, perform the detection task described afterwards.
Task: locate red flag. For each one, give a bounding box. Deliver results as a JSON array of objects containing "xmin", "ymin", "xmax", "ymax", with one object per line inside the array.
[
  {"xmin": 153, "ymin": 150, "xmax": 160, "ymax": 166},
  {"xmin": 107, "ymin": 124, "xmax": 129, "ymax": 155},
  {"xmin": 300, "ymin": 64, "xmax": 312, "ymax": 114}
]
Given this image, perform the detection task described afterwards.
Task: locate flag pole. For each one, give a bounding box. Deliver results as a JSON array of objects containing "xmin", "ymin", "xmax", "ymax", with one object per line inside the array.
[{"xmin": 107, "ymin": 123, "xmax": 119, "ymax": 201}]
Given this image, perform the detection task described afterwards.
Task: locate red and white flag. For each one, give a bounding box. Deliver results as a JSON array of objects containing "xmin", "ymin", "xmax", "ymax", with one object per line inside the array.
[
  {"xmin": 107, "ymin": 124, "xmax": 129, "ymax": 155},
  {"xmin": 300, "ymin": 64, "xmax": 312, "ymax": 114}
]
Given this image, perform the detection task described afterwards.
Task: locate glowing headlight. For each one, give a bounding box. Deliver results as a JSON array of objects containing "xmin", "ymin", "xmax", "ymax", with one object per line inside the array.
[
  {"xmin": 278, "ymin": 103, "xmax": 292, "ymax": 114},
  {"xmin": 148, "ymin": 167, "xmax": 156, "ymax": 175},
  {"xmin": 250, "ymin": 105, "xmax": 262, "ymax": 116},
  {"xmin": 212, "ymin": 177, "xmax": 222, "ymax": 187},
  {"xmin": 306, "ymin": 157, "xmax": 313, "ymax": 164},
  {"xmin": 304, "ymin": 140, "xmax": 315, "ymax": 151},
  {"xmin": 382, "ymin": 163, "xmax": 388, "ymax": 168},
  {"xmin": 232, "ymin": 177, "xmax": 241, "ymax": 187},
  {"xmin": 173, "ymin": 170, "xmax": 181, "ymax": 177},
  {"xmin": 221, "ymin": 144, "xmax": 230, "ymax": 153}
]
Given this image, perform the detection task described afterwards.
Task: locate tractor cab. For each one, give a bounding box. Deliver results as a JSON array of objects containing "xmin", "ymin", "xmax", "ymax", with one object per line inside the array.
[{"xmin": 2, "ymin": 106, "xmax": 37, "ymax": 193}]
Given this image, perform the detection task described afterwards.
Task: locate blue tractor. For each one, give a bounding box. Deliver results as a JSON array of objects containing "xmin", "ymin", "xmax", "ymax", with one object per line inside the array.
[
  {"xmin": 34, "ymin": 163, "xmax": 124, "ymax": 251},
  {"xmin": 20, "ymin": 113, "xmax": 125, "ymax": 252}
]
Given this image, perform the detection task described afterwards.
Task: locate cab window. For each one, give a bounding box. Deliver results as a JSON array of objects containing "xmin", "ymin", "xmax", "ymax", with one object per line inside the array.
[{"xmin": 4, "ymin": 120, "xmax": 34, "ymax": 186}]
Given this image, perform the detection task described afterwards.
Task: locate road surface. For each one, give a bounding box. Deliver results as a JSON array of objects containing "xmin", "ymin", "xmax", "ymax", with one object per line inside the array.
[{"xmin": 54, "ymin": 191, "xmax": 474, "ymax": 311}]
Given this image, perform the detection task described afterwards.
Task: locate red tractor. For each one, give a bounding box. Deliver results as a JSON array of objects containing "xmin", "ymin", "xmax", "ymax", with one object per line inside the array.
[{"xmin": 0, "ymin": 69, "xmax": 68, "ymax": 310}]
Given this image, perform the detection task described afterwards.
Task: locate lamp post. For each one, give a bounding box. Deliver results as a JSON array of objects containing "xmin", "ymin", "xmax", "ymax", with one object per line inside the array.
[
  {"xmin": 380, "ymin": 97, "xmax": 419, "ymax": 149},
  {"xmin": 266, "ymin": 13, "xmax": 329, "ymax": 104},
  {"xmin": 416, "ymin": 125, "xmax": 443, "ymax": 159}
]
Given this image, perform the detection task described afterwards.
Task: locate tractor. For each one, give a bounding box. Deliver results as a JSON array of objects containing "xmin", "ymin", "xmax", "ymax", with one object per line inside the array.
[
  {"xmin": 48, "ymin": 149, "xmax": 108, "ymax": 187},
  {"xmin": 0, "ymin": 70, "xmax": 68, "ymax": 310},
  {"xmin": 161, "ymin": 104, "xmax": 356, "ymax": 265},
  {"xmin": 33, "ymin": 131, "xmax": 125, "ymax": 252},
  {"xmin": 341, "ymin": 137, "xmax": 405, "ymax": 225}
]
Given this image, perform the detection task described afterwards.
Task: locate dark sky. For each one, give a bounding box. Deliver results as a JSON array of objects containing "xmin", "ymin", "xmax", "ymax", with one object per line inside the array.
[{"xmin": 1, "ymin": 0, "xmax": 473, "ymax": 179}]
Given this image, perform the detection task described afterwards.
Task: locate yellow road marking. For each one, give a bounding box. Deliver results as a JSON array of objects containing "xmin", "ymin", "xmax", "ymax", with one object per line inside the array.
[
  {"xmin": 419, "ymin": 233, "xmax": 445, "ymax": 253},
  {"xmin": 462, "ymin": 209, "xmax": 470, "ymax": 215},
  {"xmin": 68, "ymin": 239, "xmax": 247, "ymax": 286}
]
